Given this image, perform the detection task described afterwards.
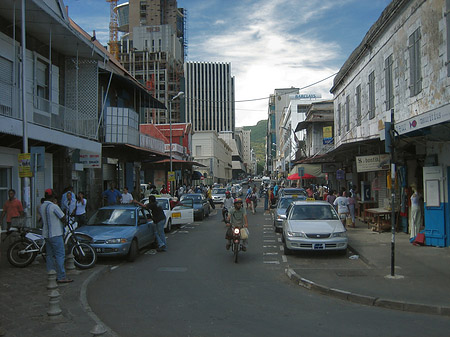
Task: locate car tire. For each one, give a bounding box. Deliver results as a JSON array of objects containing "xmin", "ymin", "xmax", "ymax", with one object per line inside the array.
[
  {"xmin": 164, "ymin": 219, "xmax": 172, "ymax": 233},
  {"xmin": 127, "ymin": 239, "xmax": 138, "ymax": 262},
  {"xmin": 283, "ymin": 241, "xmax": 293, "ymax": 255},
  {"xmin": 199, "ymin": 211, "xmax": 204, "ymax": 220},
  {"xmin": 338, "ymin": 248, "xmax": 347, "ymax": 256}
]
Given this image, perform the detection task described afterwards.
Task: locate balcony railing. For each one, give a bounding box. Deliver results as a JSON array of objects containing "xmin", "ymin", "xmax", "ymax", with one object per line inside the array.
[{"xmin": 0, "ymin": 83, "xmax": 98, "ymax": 140}]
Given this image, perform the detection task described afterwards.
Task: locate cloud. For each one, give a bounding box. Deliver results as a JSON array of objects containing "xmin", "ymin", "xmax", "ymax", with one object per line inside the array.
[{"xmin": 188, "ymin": 0, "xmax": 343, "ymax": 126}]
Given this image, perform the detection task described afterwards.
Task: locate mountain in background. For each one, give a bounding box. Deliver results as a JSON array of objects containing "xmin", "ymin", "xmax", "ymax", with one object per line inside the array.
[{"xmin": 242, "ymin": 120, "xmax": 267, "ymax": 174}]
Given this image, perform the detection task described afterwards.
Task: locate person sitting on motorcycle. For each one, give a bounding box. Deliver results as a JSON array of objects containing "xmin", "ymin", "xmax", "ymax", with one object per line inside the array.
[
  {"xmin": 225, "ymin": 198, "xmax": 249, "ymax": 251},
  {"xmin": 222, "ymin": 191, "xmax": 234, "ymax": 222}
]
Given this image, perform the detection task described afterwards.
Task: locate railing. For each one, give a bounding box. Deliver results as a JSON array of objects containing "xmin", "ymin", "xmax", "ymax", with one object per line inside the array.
[{"xmin": 0, "ymin": 84, "xmax": 98, "ymax": 140}]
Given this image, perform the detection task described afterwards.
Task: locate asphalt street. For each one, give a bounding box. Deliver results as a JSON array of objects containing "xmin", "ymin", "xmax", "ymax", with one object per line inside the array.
[{"xmin": 87, "ymin": 205, "xmax": 450, "ymax": 337}]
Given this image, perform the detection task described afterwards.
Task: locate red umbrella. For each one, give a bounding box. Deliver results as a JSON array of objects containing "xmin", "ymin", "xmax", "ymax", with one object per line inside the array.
[
  {"xmin": 287, "ymin": 173, "xmax": 300, "ymax": 180},
  {"xmin": 302, "ymin": 173, "xmax": 316, "ymax": 179}
]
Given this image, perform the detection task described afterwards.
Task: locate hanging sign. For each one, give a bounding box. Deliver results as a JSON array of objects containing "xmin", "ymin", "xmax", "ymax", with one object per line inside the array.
[{"xmin": 18, "ymin": 153, "xmax": 32, "ymax": 178}]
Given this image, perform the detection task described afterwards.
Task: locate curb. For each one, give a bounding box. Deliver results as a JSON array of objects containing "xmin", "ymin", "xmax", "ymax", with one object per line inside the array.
[
  {"xmin": 80, "ymin": 265, "xmax": 120, "ymax": 337},
  {"xmin": 285, "ymin": 267, "xmax": 450, "ymax": 317}
]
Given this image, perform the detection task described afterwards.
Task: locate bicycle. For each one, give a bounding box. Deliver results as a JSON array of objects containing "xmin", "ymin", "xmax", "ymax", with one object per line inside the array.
[{"xmin": 7, "ymin": 217, "xmax": 97, "ymax": 269}]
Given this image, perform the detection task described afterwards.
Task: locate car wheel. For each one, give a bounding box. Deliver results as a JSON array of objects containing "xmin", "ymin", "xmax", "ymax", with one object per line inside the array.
[
  {"xmin": 199, "ymin": 211, "xmax": 204, "ymax": 220},
  {"xmin": 127, "ymin": 239, "xmax": 138, "ymax": 262},
  {"xmin": 338, "ymin": 248, "xmax": 347, "ymax": 256},
  {"xmin": 164, "ymin": 219, "xmax": 172, "ymax": 233},
  {"xmin": 283, "ymin": 241, "xmax": 293, "ymax": 255}
]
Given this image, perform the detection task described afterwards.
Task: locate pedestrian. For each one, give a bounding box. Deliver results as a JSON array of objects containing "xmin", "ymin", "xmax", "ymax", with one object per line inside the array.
[
  {"xmin": 263, "ymin": 184, "xmax": 270, "ymax": 214},
  {"xmin": 135, "ymin": 195, "xmax": 167, "ymax": 252},
  {"xmin": 61, "ymin": 186, "xmax": 76, "ymax": 208},
  {"xmin": 1, "ymin": 189, "xmax": 24, "ymax": 231},
  {"xmin": 409, "ymin": 184, "xmax": 423, "ymax": 239},
  {"xmin": 61, "ymin": 188, "xmax": 76, "ymax": 219},
  {"xmin": 326, "ymin": 189, "xmax": 337, "ymax": 206},
  {"xmin": 347, "ymin": 190, "xmax": 356, "ymax": 227},
  {"xmin": 121, "ymin": 187, "xmax": 134, "ymax": 204},
  {"xmin": 40, "ymin": 189, "xmax": 73, "ymax": 283},
  {"xmin": 160, "ymin": 184, "xmax": 168, "ymax": 194},
  {"xmin": 334, "ymin": 191, "xmax": 350, "ymax": 226},
  {"xmin": 75, "ymin": 192, "xmax": 87, "ymax": 227},
  {"xmin": 102, "ymin": 182, "xmax": 121, "ymax": 205}
]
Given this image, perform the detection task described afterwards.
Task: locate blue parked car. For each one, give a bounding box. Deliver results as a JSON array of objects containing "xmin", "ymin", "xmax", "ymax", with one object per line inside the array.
[{"xmin": 76, "ymin": 204, "xmax": 156, "ymax": 262}]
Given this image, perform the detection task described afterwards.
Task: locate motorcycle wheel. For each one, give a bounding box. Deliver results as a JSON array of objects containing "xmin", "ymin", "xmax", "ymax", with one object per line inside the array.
[
  {"xmin": 233, "ymin": 242, "xmax": 239, "ymax": 263},
  {"xmin": 7, "ymin": 239, "xmax": 37, "ymax": 267},
  {"xmin": 71, "ymin": 243, "xmax": 97, "ymax": 269}
]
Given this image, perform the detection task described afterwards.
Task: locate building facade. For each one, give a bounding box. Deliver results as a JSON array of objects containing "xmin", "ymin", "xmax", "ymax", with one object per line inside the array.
[
  {"xmin": 330, "ymin": 0, "xmax": 450, "ymax": 246},
  {"xmin": 183, "ymin": 62, "xmax": 235, "ymax": 133}
]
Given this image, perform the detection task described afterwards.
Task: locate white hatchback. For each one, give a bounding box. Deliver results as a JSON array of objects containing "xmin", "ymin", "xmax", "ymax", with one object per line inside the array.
[{"xmin": 282, "ymin": 200, "xmax": 347, "ymax": 255}]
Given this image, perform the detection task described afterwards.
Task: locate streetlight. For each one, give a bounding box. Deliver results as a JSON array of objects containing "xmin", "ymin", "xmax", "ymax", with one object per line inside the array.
[{"xmin": 169, "ymin": 91, "xmax": 184, "ymax": 195}]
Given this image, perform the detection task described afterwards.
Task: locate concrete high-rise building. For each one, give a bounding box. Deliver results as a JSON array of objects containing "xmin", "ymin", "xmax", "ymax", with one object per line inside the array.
[
  {"xmin": 115, "ymin": 0, "xmax": 187, "ymax": 124},
  {"xmin": 183, "ymin": 62, "xmax": 235, "ymax": 133}
]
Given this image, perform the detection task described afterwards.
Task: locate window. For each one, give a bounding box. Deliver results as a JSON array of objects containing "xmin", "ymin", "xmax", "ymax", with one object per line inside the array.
[
  {"xmin": 196, "ymin": 145, "xmax": 202, "ymax": 156},
  {"xmin": 337, "ymin": 103, "xmax": 341, "ymax": 136},
  {"xmin": 385, "ymin": 54, "xmax": 394, "ymax": 111},
  {"xmin": 35, "ymin": 58, "xmax": 50, "ymax": 112},
  {"xmin": 0, "ymin": 56, "xmax": 13, "ymax": 116},
  {"xmin": 345, "ymin": 95, "xmax": 350, "ymax": 132},
  {"xmin": 356, "ymin": 85, "xmax": 361, "ymax": 126},
  {"xmin": 0, "ymin": 168, "xmax": 12, "ymax": 210},
  {"xmin": 368, "ymin": 71, "xmax": 375, "ymax": 120},
  {"xmin": 409, "ymin": 28, "xmax": 422, "ymax": 96}
]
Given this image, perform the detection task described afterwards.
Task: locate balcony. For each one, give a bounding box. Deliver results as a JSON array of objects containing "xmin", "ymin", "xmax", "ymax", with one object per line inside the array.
[{"xmin": 0, "ymin": 83, "xmax": 98, "ymax": 140}]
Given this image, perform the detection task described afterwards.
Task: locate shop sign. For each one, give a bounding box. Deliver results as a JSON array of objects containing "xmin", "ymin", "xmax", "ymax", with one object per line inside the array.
[
  {"xmin": 80, "ymin": 151, "xmax": 101, "ymax": 168},
  {"xmin": 395, "ymin": 105, "xmax": 450, "ymax": 135},
  {"xmin": 356, "ymin": 154, "xmax": 390, "ymax": 173},
  {"xmin": 336, "ymin": 169, "xmax": 345, "ymax": 180},
  {"xmin": 18, "ymin": 153, "xmax": 32, "ymax": 178},
  {"xmin": 168, "ymin": 171, "xmax": 175, "ymax": 182},
  {"xmin": 323, "ymin": 126, "xmax": 333, "ymax": 144}
]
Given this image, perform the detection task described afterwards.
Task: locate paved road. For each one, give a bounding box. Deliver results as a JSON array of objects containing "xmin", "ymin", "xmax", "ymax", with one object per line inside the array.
[{"xmin": 88, "ymin": 206, "xmax": 450, "ymax": 337}]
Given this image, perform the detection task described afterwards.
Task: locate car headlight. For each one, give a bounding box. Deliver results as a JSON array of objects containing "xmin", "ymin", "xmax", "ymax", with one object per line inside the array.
[
  {"xmin": 105, "ymin": 238, "xmax": 128, "ymax": 244},
  {"xmin": 286, "ymin": 231, "xmax": 305, "ymax": 237},
  {"xmin": 277, "ymin": 214, "xmax": 286, "ymax": 221},
  {"xmin": 331, "ymin": 232, "xmax": 347, "ymax": 238}
]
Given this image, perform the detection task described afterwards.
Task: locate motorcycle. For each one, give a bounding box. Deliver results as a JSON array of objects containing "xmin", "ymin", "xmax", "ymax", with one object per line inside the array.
[
  {"xmin": 222, "ymin": 207, "xmax": 229, "ymax": 222},
  {"xmin": 230, "ymin": 225, "xmax": 244, "ymax": 263}
]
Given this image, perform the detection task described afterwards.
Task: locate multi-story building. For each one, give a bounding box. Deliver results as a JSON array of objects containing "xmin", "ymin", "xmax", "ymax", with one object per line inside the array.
[
  {"xmin": 192, "ymin": 131, "xmax": 232, "ymax": 185},
  {"xmin": 235, "ymin": 128, "xmax": 252, "ymax": 175},
  {"xmin": 116, "ymin": 0, "xmax": 186, "ymax": 124},
  {"xmin": 330, "ymin": 0, "xmax": 450, "ymax": 246},
  {"xmin": 183, "ymin": 62, "xmax": 235, "ymax": 133}
]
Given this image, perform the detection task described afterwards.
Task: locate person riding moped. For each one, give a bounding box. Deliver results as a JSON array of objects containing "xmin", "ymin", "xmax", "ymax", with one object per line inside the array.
[
  {"xmin": 222, "ymin": 191, "xmax": 234, "ymax": 222},
  {"xmin": 225, "ymin": 198, "xmax": 249, "ymax": 251}
]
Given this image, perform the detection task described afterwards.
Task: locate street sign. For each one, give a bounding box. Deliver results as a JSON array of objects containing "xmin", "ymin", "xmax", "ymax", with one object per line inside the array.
[
  {"xmin": 168, "ymin": 171, "xmax": 175, "ymax": 182},
  {"xmin": 18, "ymin": 153, "xmax": 32, "ymax": 178},
  {"xmin": 297, "ymin": 167, "xmax": 305, "ymax": 177}
]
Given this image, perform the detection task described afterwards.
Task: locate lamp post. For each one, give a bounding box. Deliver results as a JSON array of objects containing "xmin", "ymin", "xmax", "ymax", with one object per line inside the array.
[{"xmin": 169, "ymin": 91, "xmax": 184, "ymax": 195}]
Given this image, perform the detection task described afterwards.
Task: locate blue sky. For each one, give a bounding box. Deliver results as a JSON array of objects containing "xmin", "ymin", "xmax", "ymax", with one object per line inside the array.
[{"xmin": 64, "ymin": 0, "xmax": 392, "ymax": 127}]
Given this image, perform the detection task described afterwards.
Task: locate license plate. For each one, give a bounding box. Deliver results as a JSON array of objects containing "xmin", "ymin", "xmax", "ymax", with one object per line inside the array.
[
  {"xmin": 96, "ymin": 248, "xmax": 103, "ymax": 253},
  {"xmin": 172, "ymin": 212, "xmax": 181, "ymax": 218},
  {"xmin": 313, "ymin": 243, "xmax": 324, "ymax": 250}
]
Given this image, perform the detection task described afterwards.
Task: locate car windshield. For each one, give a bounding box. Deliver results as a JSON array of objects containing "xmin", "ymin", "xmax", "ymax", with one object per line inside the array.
[
  {"xmin": 212, "ymin": 188, "xmax": 226, "ymax": 194},
  {"xmin": 283, "ymin": 189, "xmax": 307, "ymax": 196},
  {"xmin": 87, "ymin": 209, "xmax": 136, "ymax": 226},
  {"xmin": 181, "ymin": 195, "xmax": 201, "ymax": 202},
  {"xmin": 156, "ymin": 199, "xmax": 170, "ymax": 210},
  {"xmin": 279, "ymin": 198, "xmax": 297, "ymax": 209},
  {"xmin": 289, "ymin": 204, "xmax": 339, "ymax": 220}
]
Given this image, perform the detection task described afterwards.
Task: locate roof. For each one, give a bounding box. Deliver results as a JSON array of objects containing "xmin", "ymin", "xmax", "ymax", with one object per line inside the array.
[{"xmin": 140, "ymin": 124, "xmax": 169, "ymax": 143}]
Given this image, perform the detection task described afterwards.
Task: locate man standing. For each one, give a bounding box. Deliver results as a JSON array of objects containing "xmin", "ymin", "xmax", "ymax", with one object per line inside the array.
[
  {"xmin": 102, "ymin": 182, "xmax": 121, "ymax": 206},
  {"xmin": 40, "ymin": 189, "xmax": 72, "ymax": 283},
  {"xmin": 121, "ymin": 187, "xmax": 134, "ymax": 204},
  {"xmin": 1, "ymin": 189, "xmax": 24, "ymax": 231},
  {"xmin": 61, "ymin": 189, "xmax": 76, "ymax": 218}
]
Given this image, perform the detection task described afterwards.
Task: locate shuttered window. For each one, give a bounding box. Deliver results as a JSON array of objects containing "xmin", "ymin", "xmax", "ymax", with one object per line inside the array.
[
  {"xmin": 356, "ymin": 84, "xmax": 361, "ymax": 126},
  {"xmin": 345, "ymin": 95, "xmax": 350, "ymax": 132},
  {"xmin": 409, "ymin": 27, "xmax": 422, "ymax": 96},
  {"xmin": 385, "ymin": 54, "xmax": 394, "ymax": 111},
  {"xmin": 368, "ymin": 72, "xmax": 375, "ymax": 120},
  {"xmin": 0, "ymin": 56, "xmax": 13, "ymax": 116},
  {"xmin": 337, "ymin": 103, "xmax": 341, "ymax": 136}
]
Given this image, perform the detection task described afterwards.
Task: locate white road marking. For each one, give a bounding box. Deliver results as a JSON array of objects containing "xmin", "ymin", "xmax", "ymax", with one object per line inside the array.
[
  {"xmin": 178, "ymin": 231, "xmax": 189, "ymax": 234},
  {"xmin": 263, "ymin": 260, "xmax": 280, "ymax": 265},
  {"xmin": 264, "ymin": 239, "xmax": 276, "ymax": 243},
  {"xmin": 111, "ymin": 265, "xmax": 120, "ymax": 270},
  {"xmin": 263, "ymin": 252, "xmax": 279, "ymax": 256},
  {"xmin": 263, "ymin": 245, "xmax": 278, "ymax": 248},
  {"xmin": 282, "ymin": 255, "xmax": 287, "ymax": 263},
  {"xmin": 277, "ymin": 238, "xmax": 282, "ymax": 242}
]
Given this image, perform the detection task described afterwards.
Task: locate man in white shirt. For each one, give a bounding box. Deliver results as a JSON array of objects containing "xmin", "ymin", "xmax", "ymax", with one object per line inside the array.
[
  {"xmin": 121, "ymin": 187, "xmax": 134, "ymax": 204},
  {"xmin": 40, "ymin": 189, "xmax": 72, "ymax": 283}
]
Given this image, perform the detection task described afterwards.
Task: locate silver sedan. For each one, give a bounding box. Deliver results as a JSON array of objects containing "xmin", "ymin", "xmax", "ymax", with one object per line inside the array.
[{"xmin": 282, "ymin": 200, "xmax": 348, "ymax": 255}]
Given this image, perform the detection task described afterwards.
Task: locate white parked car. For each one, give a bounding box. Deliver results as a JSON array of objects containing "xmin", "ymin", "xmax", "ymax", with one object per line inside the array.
[
  {"xmin": 141, "ymin": 196, "xmax": 194, "ymax": 232},
  {"xmin": 282, "ymin": 200, "xmax": 348, "ymax": 255}
]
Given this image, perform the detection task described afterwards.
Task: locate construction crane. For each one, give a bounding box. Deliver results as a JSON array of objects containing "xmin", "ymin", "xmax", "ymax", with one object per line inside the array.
[{"xmin": 106, "ymin": 0, "xmax": 119, "ymax": 59}]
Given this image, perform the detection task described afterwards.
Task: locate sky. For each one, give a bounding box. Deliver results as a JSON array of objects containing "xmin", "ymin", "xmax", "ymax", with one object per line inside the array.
[{"xmin": 64, "ymin": 0, "xmax": 392, "ymax": 127}]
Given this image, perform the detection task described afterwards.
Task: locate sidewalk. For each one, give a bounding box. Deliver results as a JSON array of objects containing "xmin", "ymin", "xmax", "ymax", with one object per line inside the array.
[
  {"xmin": 286, "ymin": 219, "xmax": 450, "ymax": 316},
  {"xmin": 0, "ymin": 233, "xmax": 114, "ymax": 337}
]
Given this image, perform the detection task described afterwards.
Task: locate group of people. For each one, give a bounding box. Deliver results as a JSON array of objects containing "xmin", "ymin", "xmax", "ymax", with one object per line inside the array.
[{"xmin": 325, "ymin": 187, "xmax": 359, "ymax": 227}]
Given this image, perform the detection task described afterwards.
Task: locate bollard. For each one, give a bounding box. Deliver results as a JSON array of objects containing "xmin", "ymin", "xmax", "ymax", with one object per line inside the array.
[
  {"xmin": 65, "ymin": 253, "xmax": 76, "ymax": 270},
  {"xmin": 47, "ymin": 270, "xmax": 58, "ymax": 290},
  {"xmin": 90, "ymin": 324, "xmax": 107, "ymax": 336},
  {"xmin": 47, "ymin": 289, "xmax": 62, "ymax": 317}
]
